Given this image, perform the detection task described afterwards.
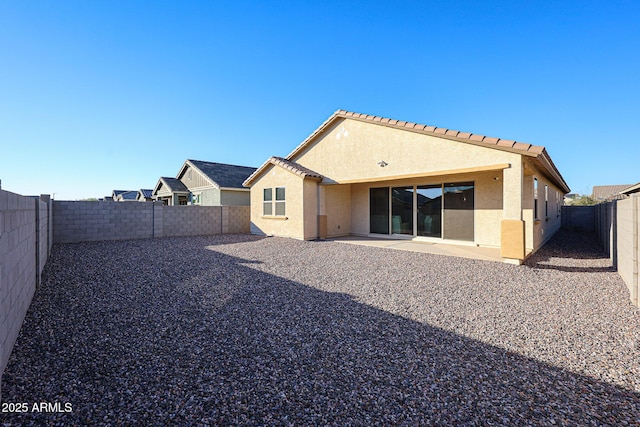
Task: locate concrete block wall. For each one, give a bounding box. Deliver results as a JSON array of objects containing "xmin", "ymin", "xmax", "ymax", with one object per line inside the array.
[
  {"xmin": 153, "ymin": 203, "xmax": 163, "ymax": 238},
  {"xmin": 53, "ymin": 203, "xmax": 251, "ymax": 243},
  {"xmin": 161, "ymin": 206, "xmax": 222, "ymax": 237},
  {"xmin": 592, "ymin": 198, "xmax": 639, "ymax": 307},
  {"xmin": 223, "ymin": 206, "xmax": 251, "ymax": 234},
  {"xmin": 36, "ymin": 199, "xmax": 49, "ymax": 287},
  {"xmin": 0, "ymin": 188, "xmax": 51, "ymax": 396},
  {"xmin": 595, "ymin": 202, "xmax": 615, "ymax": 259},
  {"xmin": 53, "ymin": 201, "xmax": 157, "ymax": 243},
  {"xmin": 561, "ymin": 205, "xmax": 595, "ymax": 232},
  {"xmin": 616, "ymin": 196, "xmax": 639, "ymax": 306}
]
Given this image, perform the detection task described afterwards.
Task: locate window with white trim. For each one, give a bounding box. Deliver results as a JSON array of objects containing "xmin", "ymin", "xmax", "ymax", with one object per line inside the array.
[
  {"xmin": 275, "ymin": 187, "xmax": 286, "ymax": 216},
  {"xmin": 263, "ymin": 188, "xmax": 273, "ymax": 215},
  {"xmin": 263, "ymin": 187, "xmax": 286, "ymax": 216}
]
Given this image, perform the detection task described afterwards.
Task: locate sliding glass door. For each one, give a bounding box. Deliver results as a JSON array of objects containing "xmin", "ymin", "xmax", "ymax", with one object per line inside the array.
[
  {"xmin": 370, "ymin": 187, "xmax": 389, "ymax": 234},
  {"xmin": 443, "ymin": 182, "xmax": 474, "ymax": 241},
  {"xmin": 392, "ymin": 187, "xmax": 413, "ymax": 235},
  {"xmin": 416, "ymin": 185, "xmax": 442, "ymax": 238},
  {"xmin": 370, "ymin": 182, "xmax": 474, "ymax": 241}
]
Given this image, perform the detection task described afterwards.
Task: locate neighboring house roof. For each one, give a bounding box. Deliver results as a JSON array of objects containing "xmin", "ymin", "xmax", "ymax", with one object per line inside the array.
[
  {"xmin": 119, "ymin": 191, "xmax": 138, "ymax": 201},
  {"xmin": 153, "ymin": 177, "xmax": 189, "ymax": 195},
  {"xmin": 244, "ymin": 157, "xmax": 324, "ymax": 186},
  {"xmin": 592, "ymin": 184, "xmax": 633, "ymax": 201},
  {"xmin": 619, "ymin": 182, "xmax": 640, "ymax": 196},
  {"xmin": 138, "ymin": 189, "xmax": 153, "ymax": 199},
  {"xmin": 112, "ymin": 190, "xmax": 128, "ymax": 198},
  {"xmin": 179, "ymin": 159, "xmax": 257, "ymax": 189},
  {"xmin": 245, "ymin": 110, "xmax": 571, "ymax": 192}
]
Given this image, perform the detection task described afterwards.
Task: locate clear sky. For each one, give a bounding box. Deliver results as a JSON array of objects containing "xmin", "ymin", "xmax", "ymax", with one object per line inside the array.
[{"xmin": 1, "ymin": 1, "xmax": 638, "ymax": 200}]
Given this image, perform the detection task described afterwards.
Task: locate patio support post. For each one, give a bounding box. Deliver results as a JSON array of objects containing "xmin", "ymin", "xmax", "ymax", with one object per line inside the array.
[
  {"xmin": 317, "ymin": 185, "xmax": 327, "ymax": 239},
  {"xmin": 501, "ymin": 161, "xmax": 525, "ymax": 263}
]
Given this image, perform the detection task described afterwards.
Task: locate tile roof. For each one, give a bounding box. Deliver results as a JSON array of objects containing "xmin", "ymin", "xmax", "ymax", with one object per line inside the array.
[
  {"xmin": 592, "ymin": 184, "xmax": 634, "ymax": 201},
  {"xmin": 243, "ymin": 157, "xmax": 324, "ymax": 187},
  {"xmin": 270, "ymin": 157, "xmax": 324, "ymax": 179},
  {"xmin": 282, "ymin": 110, "xmax": 570, "ymax": 193},
  {"xmin": 287, "ymin": 110, "xmax": 546, "ymax": 158},
  {"xmin": 187, "ymin": 160, "xmax": 257, "ymax": 189}
]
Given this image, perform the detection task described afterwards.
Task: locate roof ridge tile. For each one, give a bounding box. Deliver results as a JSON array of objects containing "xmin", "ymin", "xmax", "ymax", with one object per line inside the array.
[
  {"xmin": 497, "ymin": 139, "xmax": 516, "ymax": 148},
  {"xmin": 483, "ymin": 137, "xmax": 500, "ymax": 144}
]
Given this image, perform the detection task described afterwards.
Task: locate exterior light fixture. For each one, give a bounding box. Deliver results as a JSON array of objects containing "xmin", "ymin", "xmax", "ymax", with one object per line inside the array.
[{"xmin": 378, "ymin": 161, "xmax": 388, "ymax": 167}]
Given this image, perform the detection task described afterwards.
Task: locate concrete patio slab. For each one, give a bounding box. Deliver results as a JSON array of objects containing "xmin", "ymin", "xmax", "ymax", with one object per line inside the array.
[{"xmin": 330, "ymin": 235, "xmax": 504, "ymax": 262}]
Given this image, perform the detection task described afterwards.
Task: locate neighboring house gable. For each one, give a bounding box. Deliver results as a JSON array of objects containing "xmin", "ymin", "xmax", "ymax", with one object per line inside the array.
[
  {"xmin": 152, "ymin": 160, "xmax": 257, "ymax": 206},
  {"xmin": 153, "ymin": 177, "xmax": 190, "ymax": 205},
  {"xmin": 245, "ymin": 110, "xmax": 570, "ymax": 264},
  {"xmin": 137, "ymin": 189, "xmax": 154, "ymax": 202},
  {"xmin": 174, "ymin": 159, "xmax": 257, "ymax": 206}
]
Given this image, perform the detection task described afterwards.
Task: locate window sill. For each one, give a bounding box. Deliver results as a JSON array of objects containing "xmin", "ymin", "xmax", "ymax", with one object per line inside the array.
[{"xmin": 262, "ymin": 215, "xmax": 288, "ymax": 220}]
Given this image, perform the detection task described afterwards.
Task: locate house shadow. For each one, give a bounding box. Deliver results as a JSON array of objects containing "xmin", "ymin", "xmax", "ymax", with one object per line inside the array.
[
  {"xmin": 2, "ymin": 235, "xmax": 638, "ymax": 426},
  {"xmin": 524, "ymin": 230, "xmax": 616, "ymax": 273}
]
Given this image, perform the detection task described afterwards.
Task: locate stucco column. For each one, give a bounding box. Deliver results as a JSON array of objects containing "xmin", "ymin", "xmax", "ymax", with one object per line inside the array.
[
  {"xmin": 501, "ymin": 162, "xmax": 525, "ymax": 263},
  {"xmin": 317, "ymin": 185, "xmax": 327, "ymax": 239}
]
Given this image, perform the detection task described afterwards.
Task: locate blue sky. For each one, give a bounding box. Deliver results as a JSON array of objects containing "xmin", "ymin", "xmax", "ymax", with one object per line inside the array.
[{"xmin": 1, "ymin": 1, "xmax": 638, "ymax": 200}]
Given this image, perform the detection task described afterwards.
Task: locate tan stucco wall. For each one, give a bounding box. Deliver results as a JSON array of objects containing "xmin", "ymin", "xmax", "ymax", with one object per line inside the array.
[
  {"xmin": 323, "ymin": 184, "xmax": 352, "ymax": 238},
  {"xmin": 292, "ymin": 118, "xmax": 521, "ymax": 184},
  {"xmin": 249, "ymin": 165, "xmax": 307, "ymax": 239},
  {"xmin": 303, "ymin": 179, "xmax": 318, "ymax": 240},
  {"xmin": 525, "ymin": 172, "xmax": 563, "ymax": 252}
]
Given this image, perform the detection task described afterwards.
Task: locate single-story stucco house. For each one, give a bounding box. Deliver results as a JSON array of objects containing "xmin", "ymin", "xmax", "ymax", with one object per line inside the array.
[
  {"xmin": 243, "ymin": 110, "xmax": 571, "ymax": 264},
  {"xmin": 153, "ymin": 159, "xmax": 257, "ymax": 206}
]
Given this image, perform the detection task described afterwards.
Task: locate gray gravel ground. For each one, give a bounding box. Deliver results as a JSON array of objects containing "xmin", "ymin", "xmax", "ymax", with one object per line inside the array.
[{"xmin": 1, "ymin": 230, "xmax": 639, "ymax": 426}]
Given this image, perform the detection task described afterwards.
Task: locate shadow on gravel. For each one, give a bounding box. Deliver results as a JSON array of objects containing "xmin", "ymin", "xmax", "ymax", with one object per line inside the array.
[
  {"xmin": 525, "ymin": 230, "xmax": 616, "ymax": 273},
  {"xmin": 2, "ymin": 235, "xmax": 638, "ymax": 426}
]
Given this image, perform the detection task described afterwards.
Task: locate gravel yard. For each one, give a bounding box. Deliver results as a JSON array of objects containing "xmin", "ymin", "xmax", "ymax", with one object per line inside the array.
[{"xmin": 2, "ymin": 231, "xmax": 639, "ymax": 426}]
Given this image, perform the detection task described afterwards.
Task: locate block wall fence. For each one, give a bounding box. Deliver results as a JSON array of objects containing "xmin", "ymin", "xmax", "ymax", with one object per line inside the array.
[
  {"xmin": 53, "ymin": 202, "xmax": 250, "ymax": 243},
  {"xmin": 593, "ymin": 197, "xmax": 639, "ymax": 307},
  {"xmin": 0, "ymin": 187, "xmax": 52, "ymax": 398},
  {"xmin": 1, "ymin": 190, "xmax": 250, "ymax": 395},
  {"xmin": 564, "ymin": 198, "xmax": 640, "ymax": 307}
]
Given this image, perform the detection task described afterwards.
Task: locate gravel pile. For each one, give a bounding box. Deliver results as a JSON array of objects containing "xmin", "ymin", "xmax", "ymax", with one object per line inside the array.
[{"xmin": 2, "ymin": 231, "xmax": 639, "ymax": 425}]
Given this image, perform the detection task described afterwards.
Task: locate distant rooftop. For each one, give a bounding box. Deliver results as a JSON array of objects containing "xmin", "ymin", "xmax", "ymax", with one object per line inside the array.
[
  {"xmin": 592, "ymin": 184, "xmax": 634, "ymax": 201},
  {"xmin": 187, "ymin": 160, "xmax": 257, "ymax": 189}
]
